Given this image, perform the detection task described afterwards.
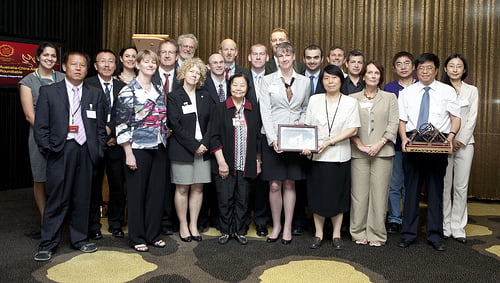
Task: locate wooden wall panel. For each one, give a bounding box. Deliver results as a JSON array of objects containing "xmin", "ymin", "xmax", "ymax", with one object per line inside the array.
[{"xmin": 102, "ymin": 0, "xmax": 499, "ymax": 199}]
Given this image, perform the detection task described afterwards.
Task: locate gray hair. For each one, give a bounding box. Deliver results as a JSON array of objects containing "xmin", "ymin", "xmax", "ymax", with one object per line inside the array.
[{"xmin": 177, "ymin": 34, "xmax": 198, "ymax": 49}]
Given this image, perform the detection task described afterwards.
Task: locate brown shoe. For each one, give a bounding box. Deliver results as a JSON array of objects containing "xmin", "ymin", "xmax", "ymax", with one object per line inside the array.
[
  {"xmin": 333, "ymin": 237, "xmax": 344, "ymax": 250},
  {"xmin": 309, "ymin": 237, "xmax": 322, "ymax": 249}
]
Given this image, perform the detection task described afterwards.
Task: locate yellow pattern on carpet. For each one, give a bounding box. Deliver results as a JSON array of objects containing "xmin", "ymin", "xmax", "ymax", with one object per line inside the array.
[
  {"xmin": 46, "ymin": 251, "xmax": 156, "ymax": 283},
  {"xmin": 468, "ymin": 202, "xmax": 500, "ymax": 216},
  {"xmin": 485, "ymin": 245, "xmax": 500, "ymax": 258},
  {"xmin": 465, "ymin": 224, "xmax": 492, "ymax": 236},
  {"xmin": 259, "ymin": 260, "xmax": 371, "ymax": 283}
]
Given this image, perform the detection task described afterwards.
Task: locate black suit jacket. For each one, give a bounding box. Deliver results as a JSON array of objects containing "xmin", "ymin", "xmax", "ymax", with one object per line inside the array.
[
  {"xmin": 244, "ymin": 73, "xmax": 259, "ymax": 106},
  {"xmin": 34, "ymin": 80, "xmax": 107, "ymax": 165},
  {"xmin": 302, "ymin": 70, "xmax": 326, "ymax": 95},
  {"xmin": 84, "ymin": 76, "xmax": 126, "ymax": 137},
  {"xmin": 234, "ymin": 64, "xmax": 250, "ymax": 76},
  {"xmin": 152, "ymin": 68, "xmax": 181, "ymax": 93},
  {"xmin": 265, "ymin": 56, "xmax": 306, "ymax": 75},
  {"xmin": 202, "ymin": 73, "xmax": 225, "ymax": 104},
  {"xmin": 167, "ymin": 87, "xmax": 214, "ymax": 162}
]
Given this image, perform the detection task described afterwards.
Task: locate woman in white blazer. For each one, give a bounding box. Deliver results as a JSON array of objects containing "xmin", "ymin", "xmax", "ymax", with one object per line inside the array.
[
  {"xmin": 441, "ymin": 54, "xmax": 478, "ymax": 244},
  {"xmin": 259, "ymin": 42, "xmax": 310, "ymax": 245}
]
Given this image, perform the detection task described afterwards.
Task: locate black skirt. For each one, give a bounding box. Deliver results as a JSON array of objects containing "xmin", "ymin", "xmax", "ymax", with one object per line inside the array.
[
  {"xmin": 260, "ymin": 137, "xmax": 307, "ymax": 181},
  {"xmin": 307, "ymin": 160, "xmax": 351, "ymax": 217}
]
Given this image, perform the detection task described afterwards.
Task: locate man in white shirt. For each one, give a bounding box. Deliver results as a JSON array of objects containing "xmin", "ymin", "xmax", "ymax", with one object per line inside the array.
[
  {"xmin": 219, "ymin": 38, "xmax": 249, "ymax": 80},
  {"xmin": 398, "ymin": 53, "xmax": 461, "ymax": 251},
  {"xmin": 177, "ymin": 34, "xmax": 198, "ymax": 67},
  {"xmin": 303, "ymin": 45, "xmax": 325, "ymax": 95}
]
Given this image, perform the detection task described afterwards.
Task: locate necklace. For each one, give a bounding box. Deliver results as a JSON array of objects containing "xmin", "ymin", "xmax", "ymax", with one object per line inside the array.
[
  {"xmin": 364, "ymin": 91, "xmax": 376, "ymax": 100},
  {"xmin": 325, "ymin": 94, "xmax": 341, "ymax": 138}
]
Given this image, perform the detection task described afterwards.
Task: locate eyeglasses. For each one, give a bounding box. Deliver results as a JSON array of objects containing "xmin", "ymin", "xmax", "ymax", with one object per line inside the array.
[
  {"xmin": 181, "ymin": 44, "xmax": 195, "ymax": 50},
  {"xmin": 395, "ymin": 61, "xmax": 412, "ymax": 67},
  {"xmin": 160, "ymin": 50, "xmax": 177, "ymax": 55}
]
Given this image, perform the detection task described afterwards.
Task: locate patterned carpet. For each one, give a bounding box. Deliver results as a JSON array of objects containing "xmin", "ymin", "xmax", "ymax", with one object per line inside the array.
[{"xmin": 1, "ymin": 188, "xmax": 499, "ymax": 282}]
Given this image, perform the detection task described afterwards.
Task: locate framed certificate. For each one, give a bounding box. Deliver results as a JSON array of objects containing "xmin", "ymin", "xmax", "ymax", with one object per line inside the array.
[{"xmin": 278, "ymin": 124, "xmax": 318, "ymax": 152}]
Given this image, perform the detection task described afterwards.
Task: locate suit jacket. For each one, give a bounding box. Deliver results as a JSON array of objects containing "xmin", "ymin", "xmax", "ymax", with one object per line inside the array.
[
  {"xmin": 259, "ymin": 70, "xmax": 310, "ymax": 145},
  {"xmin": 244, "ymin": 73, "xmax": 259, "ymax": 106},
  {"xmin": 152, "ymin": 68, "xmax": 181, "ymax": 94},
  {"xmin": 455, "ymin": 82, "xmax": 478, "ymax": 145},
  {"xmin": 302, "ymin": 70, "xmax": 326, "ymax": 95},
  {"xmin": 202, "ymin": 73, "xmax": 226, "ymax": 104},
  {"xmin": 234, "ymin": 64, "xmax": 250, "ymax": 76},
  {"xmin": 209, "ymin": 98, "xmax": 262, "ymax": 178},
  {"xmin": 167, "ymin": 87, "xmax": 214, "ymax": 162},
  {"xmin": 350, "ymin": 88, "xmax": 399, "ymax": 158},
  {"xmin": 265, "ymin": 56, "xmax": 306, "ymax": 75},
  {"xmin": 84, "ymin": 76, "xmax": 126, "ymax": 138},
  {"xmin": 34, "ymin": 80, "xmax": 107, "ymax": 165}
]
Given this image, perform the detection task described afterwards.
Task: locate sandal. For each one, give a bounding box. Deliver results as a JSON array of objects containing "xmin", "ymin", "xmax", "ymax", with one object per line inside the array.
[
  {"xmin": 133, "ymin": 244, "xmax": 149, "ymax": 252},
  {"xmin": 369, "ymin": 241, "xmax": 382, "ymax": 247},
  {"xmin": 152, "ymin": 239, "xmax": 166, "ymax": 248},
  {"xmin": 355, "ymin": 239, "xmax": 368, "ymax": 245}
]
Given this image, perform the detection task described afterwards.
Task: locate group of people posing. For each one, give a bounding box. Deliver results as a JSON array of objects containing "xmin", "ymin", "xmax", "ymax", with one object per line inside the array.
[{"xmin": 20, "ymin": 28, "xmax": 477, "ymax": 262}]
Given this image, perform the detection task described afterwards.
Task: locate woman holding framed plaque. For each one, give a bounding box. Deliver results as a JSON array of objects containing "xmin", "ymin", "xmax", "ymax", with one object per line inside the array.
[
  {"xmin": 441, "ymin": 54, "xmax": 478, "ymax": 244},
  {"xmin": 302, "ymin": 65, "xmax": 360, "ymax": 250},
  {"xmin": 259, "ymin": 42, "xmax": 310, "ymax": 245},
  {"xmin": 349, "ymin": 61, "xmax": 399, "ymax": 247}
]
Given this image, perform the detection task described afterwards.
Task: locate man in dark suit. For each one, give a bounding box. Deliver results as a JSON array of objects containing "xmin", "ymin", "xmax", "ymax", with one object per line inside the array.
[
  {"xmin": 85, "ymin": 49, "xmax": 126, "ymax": 240},
  {"xmin": 341, "ymin": 49, "xmax": 365, "ymax": 95},
  {"xmin": 219, "ymin": 38, "xmax": 250, "ymax": 80},
  {"xmin": 302, "ymin": 45, "xmax": 326, "ymax": 95},
  {"xmin": 152, "ymin": 39, "xmax": 180, "ymax": 235},
  {"xmin": 265, "ymin": 28, "xmax": 306, "ymax": 75},
  {"xmin": 247, "ymin": 43, "xmax": 269, "ymax": 236},
  {"xmin": 33, "ymin": 51, "xmax": 107, "ymax": 261},
  {"xmin": 203, "ymin": 53, "xmax": 227, "ymax": 104}
]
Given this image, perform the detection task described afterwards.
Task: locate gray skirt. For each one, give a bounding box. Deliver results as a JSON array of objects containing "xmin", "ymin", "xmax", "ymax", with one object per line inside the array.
[
  {"xmin": 171, "ymin": 155, "xmax": 211, "ymax": 185},
  {"xmin": 28, "ymin": 127, "xmax": 47, "ymax": 182}
]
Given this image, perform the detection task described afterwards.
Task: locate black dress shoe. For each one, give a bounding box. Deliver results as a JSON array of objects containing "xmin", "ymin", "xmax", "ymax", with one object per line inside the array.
[
  {"xmin": 256, "ymin": 225, "xmax": 268, "ymax": 237},
  {"xmin": 399, "ymin": 239, "xmax": 414, "ymax": 248},
  {"xmin": 218, "ymin": 234, "xmax": 230, "ymax": 244},
  {"xmin": 180, "ymin": 235, "xmax": 192, "ymax": 242},
  {"xmin": 161, "ymin": 226, "xmax": 174, "ymax": 236},
  {"xmin": 387, "ymin": 223, "xmax": 401, "ymax": 234},
  {"xmin": 109, "ymin": 228, "xmax": 124, "ymax": 238},
  {"xmin": 281, "ymin": 238, "xmax": 292, "ymax": 245},
  {"xmin": 191, "ymin": 235, "xmax": 202, "ymax": 242},
  {"xmin": 235, "ymin": 234, "xmax": 248, "ymax": 245},
  {"xmin": 309, "ymin": 237, "xmax": 322, "ymax": 249},
  {"xmin": 454, "ymin": 237, "xmax": 467, "ymax": 244},
  {"xmin": 89, "ymin": 231, "xmax": 103, "ymax": 240},
  {"xmin": 332, "ymin": 237, "xmax": 344, "ymax": 250},
  {"xmin": 429, "ymin": 241, "xmax": 446, "ymax": 251},
  {"xmin": 292, "ymin": 226, "xmax": 304, "ymax": 236},
  {"xmin": 266, "ymin": 237, "xmax": 279, "ymax": 243}
]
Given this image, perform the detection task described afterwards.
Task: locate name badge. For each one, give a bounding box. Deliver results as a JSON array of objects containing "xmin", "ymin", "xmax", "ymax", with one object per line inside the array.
[
  {"xmin": 86, "ymin": 110, "xmax": 96, "ymax": 119},
  {"xmin": 360, "ymin": 102, "xmax": 372, "ymax": 109},
  {"xmin": 107, "ymin": 114, "xmax": 111, "ymax": 123},
  {"xmin": 182, "ymin": 104, "xmax": 196, "ymax": 114},
  {"xmin": 68, "ymin": 125, "xmax": 79, "ymax": 133},
  {"xmin": 232, "ymin": 118, "xmax": 245, "ymax": 126}
]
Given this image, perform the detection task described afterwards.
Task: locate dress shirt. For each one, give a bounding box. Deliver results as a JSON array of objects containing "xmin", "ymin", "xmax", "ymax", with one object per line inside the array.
[
  {"xmin": 398, "ymin": 80, "xmax": 460, "ymax": 133},
  {"xmin": 65, "ymin": 79, "xmax": 84, "ymax": 140},
  {"xmin": 212, "ymin": 76, "xmax": 227, "ymax": 100},
  {"xmin": 305, "ymin": 93, "xmax": 360, "ymax": 162},
  {"xmin": 97, "ymin": 75, "xmax": 114, "ymax": 106},
  {"xmin": 252, "ymin": 70, "xmax": 265, "ymax": 101},
  {"xmin": 226, "ymin": 63, "xmax": 235, "ymax": 78},
  {"xmin": 305, "ymin": 70, "xmax": 320, "ymax": 94},
  {"xmin": 158, "ymin": 67, "xmax": 174, "ymax": 93}
]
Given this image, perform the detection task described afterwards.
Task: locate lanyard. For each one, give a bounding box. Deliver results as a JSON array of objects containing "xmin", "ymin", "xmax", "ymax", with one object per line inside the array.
[
  {"xmin": 325, "ymin": 95, "xmax": 341, "ymax": 138},
  {"xmin": 35, "ymin": 69, "xmax": 56, "ymax": 85}
]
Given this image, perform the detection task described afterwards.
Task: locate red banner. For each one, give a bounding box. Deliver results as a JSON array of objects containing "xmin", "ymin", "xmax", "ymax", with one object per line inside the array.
[{"xmin": 0, "ymin": 41, "xmax": 60, "ymax": 86}]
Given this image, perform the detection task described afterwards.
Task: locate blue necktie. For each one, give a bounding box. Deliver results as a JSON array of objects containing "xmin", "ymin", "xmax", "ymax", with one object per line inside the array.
[
  {"xmin": 417, "ymin": 86, "xmax": 430, "ymax": 129},
  {"xmin": 104, "ymin": 82, "xmax": 111, "ymax": 115},
  {"xmin": 309, "ymin": 75, "xmax": 315, "ymax": 95}
]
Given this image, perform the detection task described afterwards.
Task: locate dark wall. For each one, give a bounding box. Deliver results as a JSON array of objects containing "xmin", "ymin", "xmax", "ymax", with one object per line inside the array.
[{"xmin": 0, "ymin": 0, "xmax": 103, "ymax": 189}]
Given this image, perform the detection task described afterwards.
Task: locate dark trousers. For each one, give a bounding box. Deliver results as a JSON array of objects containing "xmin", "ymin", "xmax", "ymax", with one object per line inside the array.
[
  {"xmin": 125, "ymin": 146, "xmax": 166, "ymax": 246},
  {"xmin": 215, "ymin": 171, "xmax": 250, "ymax": 235},
  {"xmin": 89, "ymin": 145, "xmax": 125, "ymax": 232},
  {"xmin": 253, "ymin": 176, "xmax": 270, "ymax": 226},
  {"xmin": 293, "ymin": 179, "xmax": 308, "ymax": 228},
  {"xmin": 39, "ymin": 140, "xmax": 92, "ymax": 251},
  {"xmin": 198, "ymin": 181, "xmax": 220, "ymax": 228},
  {"xmin": 401, "ymin": 152, "xmax": 448, "ymax": 243},
  {"xmin": 161, "ymin": 148, "xmax": 177, "ymax": 229}
]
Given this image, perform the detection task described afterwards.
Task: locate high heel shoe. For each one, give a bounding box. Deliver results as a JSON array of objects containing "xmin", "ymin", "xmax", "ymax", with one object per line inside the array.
[
  {"xmin": 281, "ymin": 238, "xmax": 292, "ymax": 245},
  {"xmin": 180, "ymin": 235, "xmax": 192, "ymax": 242},
  {"xmin": 191, "ymin": 235, "xmax": 202, "ymax": 242},
  {"xmin": 266, "ymin": 237, "xmax": 279, "ymax": 243}
]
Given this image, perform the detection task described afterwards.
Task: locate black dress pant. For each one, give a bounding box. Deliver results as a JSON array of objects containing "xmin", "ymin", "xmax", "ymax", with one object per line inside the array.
[
  {"xmin": 89, "ymin": 145, "xmax": 125, "ymax": 232},
  {"xmin": 125, "ymin": 146, "xmax": 166, "ymax": 246},
  {"xmin": 39, "ymin": 140, "xmax": 92, "ymax": 252},
  {"xmin": 215, "ymin": 171, "xmax": 250, "ymax": 235},
  {"xmin": 252, "ymin": 176, "xmax": 270, "ymax": 226},
  {"xmin": 401, "ymin": 152, "xmax": 448, "ymax": 243}
]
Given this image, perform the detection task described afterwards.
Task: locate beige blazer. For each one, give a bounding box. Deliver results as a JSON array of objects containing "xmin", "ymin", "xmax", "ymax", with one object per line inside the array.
[
  {"xmin": 455, "ymin": 82, "xmax": 478, "ymax": 145},
  {"xmin": 350, "ymin": 89, "xmax": 399, "ymax": 158}
]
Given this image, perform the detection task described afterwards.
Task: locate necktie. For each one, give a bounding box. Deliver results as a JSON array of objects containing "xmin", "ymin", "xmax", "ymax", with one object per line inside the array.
[
  {"xmin": 72, "ymin": 86, "xmax": 87, "ymax": 145},
  {"xmin": 163, "ymin": 73, "xmax": 170, "ymax": 94},
  {"xmin": 104, "ymin": 82, "xmax": 111, "ymax": 115},
  {"xmin": 281, "ymin": 77, "xmax": 295, "ymax": 102},
  {"xmin": 255, "ymin": 75, "xmax": 262, "ymax": 102},
  {"xmin": 225, "ymin": 67, "xmax": 230, "ymax": 81},
  {"xmin": 218, "ymin": 83, "xmax": 225, "ymax": 102},
  {"xmin": 417, "ymin": 86, "xmax": 430, "ymax": 130},
  {"xmin": 309, "ymin": 75, "xmax": 315, "ymax": 95}
]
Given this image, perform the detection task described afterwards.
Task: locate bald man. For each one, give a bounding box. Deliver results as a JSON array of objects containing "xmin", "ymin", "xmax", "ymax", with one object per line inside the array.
[{"xmin": 219, "ymin": 38, "xmax": 250, "ymax": 80}]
